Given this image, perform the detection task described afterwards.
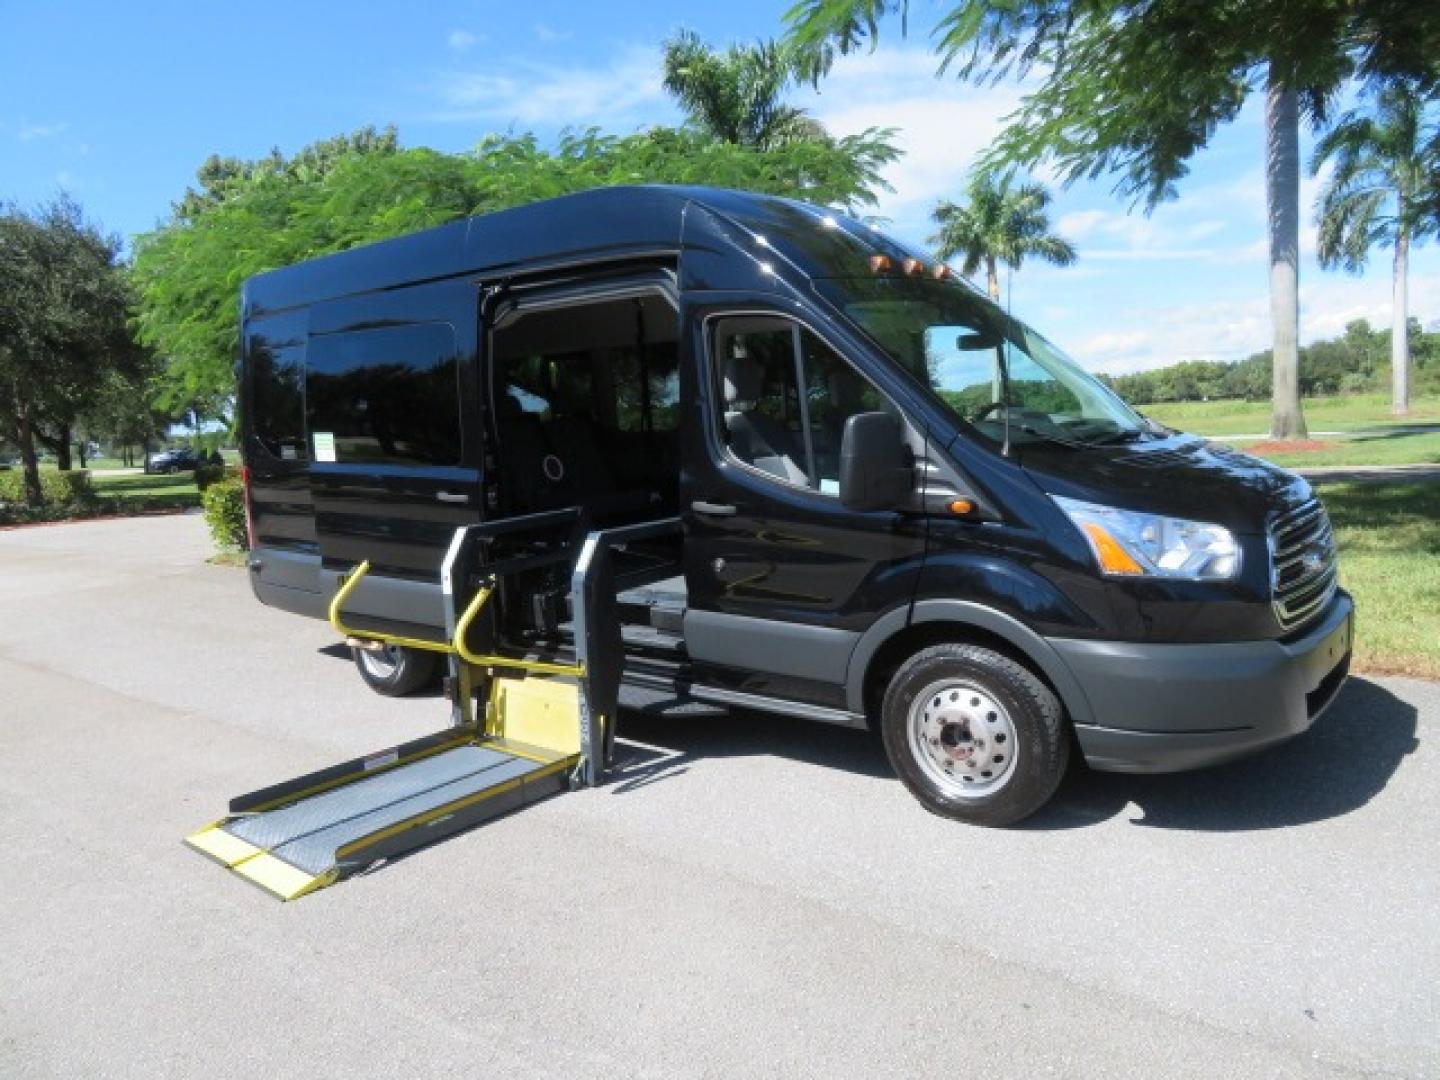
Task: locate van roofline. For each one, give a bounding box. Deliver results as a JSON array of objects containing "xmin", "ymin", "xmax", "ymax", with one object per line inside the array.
[{"xmin": 241, "ymin": 185, "xmax": 864, "ymax": 316}]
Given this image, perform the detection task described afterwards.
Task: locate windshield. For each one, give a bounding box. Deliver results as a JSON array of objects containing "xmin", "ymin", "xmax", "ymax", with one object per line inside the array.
[{"xmin": 815, "ymin": 276, "xmax": 1147, "ymax": 448}]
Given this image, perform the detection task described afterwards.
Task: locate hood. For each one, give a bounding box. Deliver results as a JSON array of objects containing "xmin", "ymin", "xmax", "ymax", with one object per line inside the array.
[{"xmin": 1014, "ymin": 434, "xmax": 1313, "ymax": 534}]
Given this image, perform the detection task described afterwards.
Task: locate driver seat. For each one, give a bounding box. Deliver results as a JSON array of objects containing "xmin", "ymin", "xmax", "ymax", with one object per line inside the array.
[{"xmin": 722, "ymin": 352, "xmax": 809, "ymax": 486}]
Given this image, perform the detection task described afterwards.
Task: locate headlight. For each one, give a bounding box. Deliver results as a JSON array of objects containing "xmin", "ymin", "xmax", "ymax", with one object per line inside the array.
[{"xmin": 1052, "ymin": 496, "xmax": 1241, "ymax": 581}]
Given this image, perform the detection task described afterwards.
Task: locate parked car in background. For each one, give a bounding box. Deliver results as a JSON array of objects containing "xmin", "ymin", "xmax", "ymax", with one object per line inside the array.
[
  {"xmin": 146, "ymin": 447, "xmax": 199, "ymax": 473},
  {"xmin": 146, "ymin": 447, "xmax": 221, "ymax": 473}
]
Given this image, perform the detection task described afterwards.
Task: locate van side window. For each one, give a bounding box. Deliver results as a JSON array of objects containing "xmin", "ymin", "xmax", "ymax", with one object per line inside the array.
[
  {"xmin": 246, "ymin": 336, "xmax": 308, "ymax": 463},
  {"xmin": 306, "ymin": 323, "xmax": 460, "ymax": 466},
  {"xmin": 712, "ymin": 317, "xmax": 887, "ymax": 494}
]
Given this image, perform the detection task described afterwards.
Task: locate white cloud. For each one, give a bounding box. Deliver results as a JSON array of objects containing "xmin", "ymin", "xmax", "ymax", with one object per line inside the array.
[
  {"xmin": 796, "ymin": 47, "xmax": 1022, "ymax": 237},
  {"xmin": 432, "ymin": 46, "xmax": 667, "ymax": 126},
  {"xmin": 446, "ymin": 29, "xmax": 478, "ymax": 52},
  {"xmin": 17, "ymin": 119, "xmax": 67, "ymax": 141},
  {"xmin": 535, "ymin": 22, "xmax": 573, "ymax": 43}
]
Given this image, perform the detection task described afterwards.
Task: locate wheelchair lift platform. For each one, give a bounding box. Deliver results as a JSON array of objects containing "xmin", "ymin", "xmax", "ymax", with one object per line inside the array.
[{"xmin": 186, "ymin": 512, "xmax": 678, "ymax": 900}]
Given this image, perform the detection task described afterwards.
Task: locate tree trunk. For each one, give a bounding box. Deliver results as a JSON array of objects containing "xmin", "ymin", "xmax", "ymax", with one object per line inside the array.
[
  {"xmin": 77, "ymin": 438, "xmax": 88, "ymax": 469},
  {"xmin": 55, "ymin": 423, "xmax": 72, "ymax": 471},
  {"xmin": 1265, "ymin": 71, "xmax": 1307, "ymax": 439},
  {"xmin": 10, "ymin": 394, "xmax": 44, "ymax": 508},
  {"xmin": 986, "ymin": 257, "xmax": 1001, "ymax": 302},
  {"xmin": 1391, "ymin": 227, "xmax": 1410, "ymax": 416}
]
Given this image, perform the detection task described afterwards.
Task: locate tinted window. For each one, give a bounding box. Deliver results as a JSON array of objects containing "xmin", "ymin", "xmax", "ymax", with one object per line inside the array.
[
  {"xmin": 712, "ymin": 317, "xmax": 888, "ymax": 493},
  {"xmin": 245, "ymin": 310, "xmax": 308, "ymax": 464},
  {"xmin": 247, "ymin": 339, "xmax": 308, "ymax": 463},
  {"xmin": 307, "ymin": 323, "xmax": 460, "ymax": 466}
]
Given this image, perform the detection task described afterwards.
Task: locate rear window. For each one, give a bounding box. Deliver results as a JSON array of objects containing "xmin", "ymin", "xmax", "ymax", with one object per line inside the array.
[{"xmin": 306, "ymin": 323, "xmax": 460, "ymax": 466}]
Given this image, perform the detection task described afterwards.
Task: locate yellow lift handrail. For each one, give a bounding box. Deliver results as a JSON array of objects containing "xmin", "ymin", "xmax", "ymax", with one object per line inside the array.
[
  {"xmin": 329, "ymin": 561, "xmax": 583, "ymax": 678},
  {"xmin": 328, "ymin": 561, "xmax": 454, "ymax": 654},
  {"xmin": 454, "ymin": 576, "xmax": 584, "ymax": 678}
]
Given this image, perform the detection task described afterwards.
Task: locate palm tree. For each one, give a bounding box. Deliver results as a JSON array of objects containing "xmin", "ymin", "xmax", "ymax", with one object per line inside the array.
[
  {"xmin": 929, "ymin": 172, "xmax": 1077, "ymax": 303},
  {"xmin": 1313, "ymin": 85, "xmax": 1440, "ymax": 416},
  {"xmin": 662, "ymin": 30, "xmax": 828, "ymax": 150}
]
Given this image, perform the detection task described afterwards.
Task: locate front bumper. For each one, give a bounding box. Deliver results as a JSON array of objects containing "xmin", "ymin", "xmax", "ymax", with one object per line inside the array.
[{"xmin": 1051, "ymin": 592, "xmax": 1353, "ymax": 773}]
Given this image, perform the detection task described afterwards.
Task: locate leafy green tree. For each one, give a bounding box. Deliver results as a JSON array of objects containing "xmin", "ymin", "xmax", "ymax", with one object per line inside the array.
[
  {"xmin": 929, "ymin": 172, "xmax": 1076, "ymax": 301},
  {"xmin": 0, "ymin": 197, "xmax": 141, "ymax": 504},
  {"xmin": 1313, "ymin": 84, "xmax": 1440, "ymax": 415},
  {"xmin": 785, "ymin": 0, "xmax": 1440, "ymax": 439},
  {"xmin": 662, "ymin": 30, "xmax": 828, "ymax": 148},
  {"xmin": 82, "ymin": 364, "xmax": 168, "ymax": 467},
  {"xmin": 174, "ymin": 125, "xmax": 400, "ymax": 221},
  {"xmin": 133, "ymin": 126, "xmax": 899, "ymax": 412}
]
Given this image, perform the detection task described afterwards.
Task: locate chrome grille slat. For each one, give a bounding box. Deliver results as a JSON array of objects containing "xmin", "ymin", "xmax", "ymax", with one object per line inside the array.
[{"xmin": 1269, "ymin": 497, "xmax": 1339, "ymax": 631}]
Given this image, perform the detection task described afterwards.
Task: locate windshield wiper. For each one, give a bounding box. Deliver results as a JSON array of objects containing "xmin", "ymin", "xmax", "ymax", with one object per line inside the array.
[
  {"xmin": 1017, "ymin": 424, "xmax": 1093, "ymax": 450},
  {"xmin": 1087, "ymin": 427, "xmax": 1150, "ymax": 446}
]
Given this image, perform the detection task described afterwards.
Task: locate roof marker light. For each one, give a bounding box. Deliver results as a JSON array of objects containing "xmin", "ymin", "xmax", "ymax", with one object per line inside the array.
[
  {"xmin": 903, "ymin": 258, "xmax": 926, "ymax": 276},
  {"xmin": 869, "ymin": 254, "xmax": 894, "ymax": 274}
]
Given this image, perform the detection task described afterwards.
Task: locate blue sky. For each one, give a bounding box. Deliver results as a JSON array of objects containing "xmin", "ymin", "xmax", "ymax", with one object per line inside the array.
[{"xmin": 3, "ymin": 0, "xmax": 1435, "ymax": 375}]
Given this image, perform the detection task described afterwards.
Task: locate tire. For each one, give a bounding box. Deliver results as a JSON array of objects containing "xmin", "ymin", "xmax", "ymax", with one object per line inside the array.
[
  {"xmin": 352, "ymin": 643, "xmax": 439, "ymax": 697},
  {"xmin": 880, "ymin": 643, "xmax": 1069, "ymax": 827}
]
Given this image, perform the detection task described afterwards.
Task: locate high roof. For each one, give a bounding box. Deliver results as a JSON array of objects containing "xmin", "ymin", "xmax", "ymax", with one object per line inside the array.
[{"xmin": 241, "ymin": 185, "xmax": 919, "ymax": 316}]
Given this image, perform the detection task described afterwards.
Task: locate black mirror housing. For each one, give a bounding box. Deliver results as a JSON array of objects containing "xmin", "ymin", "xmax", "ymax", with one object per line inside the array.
[{"xmin": 839, "ymin": 412, "xmax": 912, "ymax": 511}]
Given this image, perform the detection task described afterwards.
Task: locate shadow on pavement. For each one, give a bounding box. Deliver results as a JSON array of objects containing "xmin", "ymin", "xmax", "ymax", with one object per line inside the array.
[
  {"xmin": 1023, "ymin": 677, "xmax": 1418, "ymax": 831},
  {"xmin": 613, "ymin": 678, "xmax": 1418, "ymax": 832}
]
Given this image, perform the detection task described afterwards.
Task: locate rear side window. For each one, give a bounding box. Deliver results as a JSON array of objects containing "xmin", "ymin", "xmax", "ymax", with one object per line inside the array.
[
  {"xmin": 306, "ymin": 323, "xmax": 460, "ymax": 466},
  {"xmin": 246, "ymin": 329, "xmax": 309, "ymax": 464}
]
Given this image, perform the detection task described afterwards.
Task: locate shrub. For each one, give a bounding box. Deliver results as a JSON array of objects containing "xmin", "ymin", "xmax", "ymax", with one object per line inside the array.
[
  {"xmin": 0, "ymin": 468, "xmax": 94, "ymax": 506},
  {"xmin": 194, "ymin": 463, "xmax": 239, "ymax": 491},
  {"xmin": 201, "ymin": 478, "xmax": 249, "ymax": 551}
]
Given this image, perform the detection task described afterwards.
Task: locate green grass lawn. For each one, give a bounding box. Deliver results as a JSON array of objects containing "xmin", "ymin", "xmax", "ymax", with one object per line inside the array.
[
  {"xmin": 1145, "ymin": 393, "xmax": 1440, "ymax": 436},
  {"xmin": 90, "ymin": 471, "xmax": 201, "ymax": 508},
  {"xmin": 1317, "ymin": 480, "xmax": 1440, "ymax": 680}
]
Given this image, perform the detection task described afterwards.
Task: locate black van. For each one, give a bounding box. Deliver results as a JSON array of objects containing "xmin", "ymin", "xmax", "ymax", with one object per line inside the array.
[{"xmin": 239, "ymin": 185, "xmax": 1353, "ymax": 826}]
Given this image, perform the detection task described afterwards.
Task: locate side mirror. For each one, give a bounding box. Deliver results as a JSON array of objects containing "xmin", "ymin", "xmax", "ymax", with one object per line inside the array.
[{"xmin": 839, "ymin": 412, "xmax": 912, "ymax": 511}]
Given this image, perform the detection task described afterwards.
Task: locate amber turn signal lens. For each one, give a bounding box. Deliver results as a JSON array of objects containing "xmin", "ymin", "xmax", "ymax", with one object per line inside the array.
[
  {"xmin": 1081, "ymin": 522, "xmax": 1144, "ymax": 575},
  {"xmin": 902, "ymin": 258, "xmax": 926, "ymax": 276},
  {"xmin": 869, "ymin": 254, "xmax": 894, "ymax": 274},
  {"xmin": 933, "ymin": 264, "xmax": 953, "ymax": 280},
  {"xmin": 948, "ymin": 499, "xmax": 975, "ymax": 516}
]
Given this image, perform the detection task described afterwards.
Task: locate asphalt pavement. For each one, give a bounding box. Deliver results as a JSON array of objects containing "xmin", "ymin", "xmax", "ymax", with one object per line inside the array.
[{"xmin": 1, "ymin": 514, "xmax": 1435, "ymax": 1078}]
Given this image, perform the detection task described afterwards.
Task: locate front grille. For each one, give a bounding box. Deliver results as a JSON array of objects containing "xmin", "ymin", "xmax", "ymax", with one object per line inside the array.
[{"xmin": 1268, "ymin": 498, "xmax": 1339, "ymax": 631}]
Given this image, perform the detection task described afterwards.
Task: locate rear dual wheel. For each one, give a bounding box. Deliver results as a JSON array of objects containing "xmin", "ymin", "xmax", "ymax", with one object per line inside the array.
[
  {"xmin": 352, "ymin": 643, "xmax": 438, "ymax": 697},
  {"xmin": 881, "ymin": 644, "xmax": 1069, "ymax": 827}
]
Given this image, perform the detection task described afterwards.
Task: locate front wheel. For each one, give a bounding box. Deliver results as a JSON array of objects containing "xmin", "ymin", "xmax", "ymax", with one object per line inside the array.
[
  {"xmin": 881, "ymin": 643, "xmax": 1069, "ymax": 827},
  {"xmin": 352, "ymin": 643, "xmax": 438, "ymax": 697}
]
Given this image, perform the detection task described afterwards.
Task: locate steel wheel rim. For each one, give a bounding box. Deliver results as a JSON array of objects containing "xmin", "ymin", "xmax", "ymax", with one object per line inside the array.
[
  {"xmin": 907, "ymin": 679, "xmax": 1018, "ymax": 798},
  {"xmin": 359, "ymin": 644, "xmax": 402, "ymax": 679}
]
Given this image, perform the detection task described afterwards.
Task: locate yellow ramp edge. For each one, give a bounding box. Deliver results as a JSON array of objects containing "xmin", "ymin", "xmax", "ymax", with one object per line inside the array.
[
  {"xmin": 186, "ymin": 824, "xmax": 262, "ymax": 869},
  {"xmin": 186, "ymin": 824, "xmax": 335, "ymax": 901},
  {"xmin": 232, "ymin": 852, "xmax": 335, "ymax": 901}
]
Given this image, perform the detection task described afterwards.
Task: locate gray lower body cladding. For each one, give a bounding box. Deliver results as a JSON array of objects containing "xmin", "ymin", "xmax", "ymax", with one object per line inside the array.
[{"xmin": 1053, "ymin": 592, "xmax": 1354, "ymax": 773}]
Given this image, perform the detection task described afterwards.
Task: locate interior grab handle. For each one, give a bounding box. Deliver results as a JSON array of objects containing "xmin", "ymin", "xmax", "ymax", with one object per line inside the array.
[
  {"xmin": 691, "ymin": 500, "xmax": 737, "ymax": 517},
  {"xmin": 435, "ymin": 491, "xmax": 471, "ymax": 504}
]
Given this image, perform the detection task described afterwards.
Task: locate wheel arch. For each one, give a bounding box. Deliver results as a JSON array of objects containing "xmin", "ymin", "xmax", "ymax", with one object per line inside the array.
[{"xmin": 846, "ymin": 600, "xmax": 1097, "ymax": 729}]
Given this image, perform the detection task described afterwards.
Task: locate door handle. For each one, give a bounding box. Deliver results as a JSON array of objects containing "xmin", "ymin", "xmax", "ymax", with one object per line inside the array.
[
  {"xmin": 435, "ymin": 490, "xmax": 471, "ymax": 504},
  {"xmin": 691, "ymin": 500, "xmax": 737, "ymax": 517}
]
